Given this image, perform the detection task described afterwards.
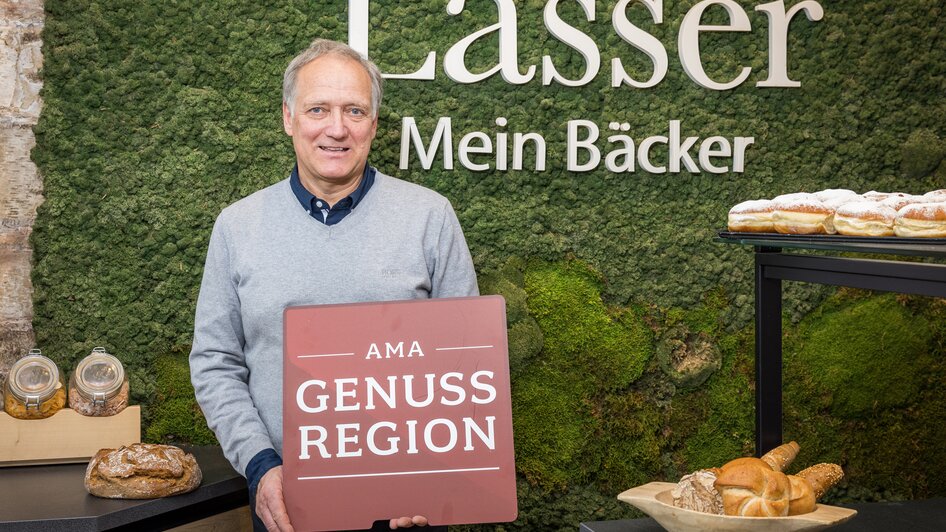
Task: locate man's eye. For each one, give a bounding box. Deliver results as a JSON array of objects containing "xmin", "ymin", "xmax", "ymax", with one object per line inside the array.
[
  {"xmin": 308, "ymin": 107, "xmax": 324, "ymax": 114},
  {"xmin": 349, "ymin": 108, "xmax": 366, "ymax": 116}
]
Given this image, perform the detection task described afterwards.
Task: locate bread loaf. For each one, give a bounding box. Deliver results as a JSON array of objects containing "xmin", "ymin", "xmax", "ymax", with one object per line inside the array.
[
  {"xmin": 670, "ymin": 468, "xmax": 724, "ymax": 514},
  {"xmin": 787, "ymin": 474, "xmax": 817, "ymax": 515},
  {"xmin": 85, "ymin": 443, "xmax": 202, "ymax": 499}
]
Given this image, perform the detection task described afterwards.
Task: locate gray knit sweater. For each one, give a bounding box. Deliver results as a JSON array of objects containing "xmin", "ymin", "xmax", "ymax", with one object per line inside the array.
[{"xmin": 189, "ymin": 171, "xmax": 479, "ymax": 475}]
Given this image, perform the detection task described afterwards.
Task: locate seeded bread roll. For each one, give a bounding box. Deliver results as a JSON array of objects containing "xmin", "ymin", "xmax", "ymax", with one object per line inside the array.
[
  {"xmin": 728, "ymin": 199, "xmax": 776, "ymax": 232},
  {"xmin": 85, "ymin": 443, "xmax": 202, "ymax": 499},
  {"xmin": 834, "ymin": 202, "xmax": 897, "ymax": 236},
  {"xmin": 760, "ymin": 441, "xmax": 801, "ymax": 472},
  {"xmin": 894, "ymin": 202, "xmax": 946, "ymax": 237},
  {"xmin": 772, "ymin": 193, "xmax": 836, "ymax": 234}
]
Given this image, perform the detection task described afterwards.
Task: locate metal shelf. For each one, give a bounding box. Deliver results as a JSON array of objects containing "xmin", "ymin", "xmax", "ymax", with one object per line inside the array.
[{"xmin": 720, "ymin": 236, "xmax": 946, "ymax": 454}]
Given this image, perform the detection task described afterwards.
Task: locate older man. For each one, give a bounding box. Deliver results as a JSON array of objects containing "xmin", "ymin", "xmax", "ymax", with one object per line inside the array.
[{"xmin": 190, "ymin": 39, "xmax": 478, "ymax": 531}]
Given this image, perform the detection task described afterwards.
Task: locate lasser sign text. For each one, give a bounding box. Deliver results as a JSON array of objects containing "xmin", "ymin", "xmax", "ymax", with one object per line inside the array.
[{"xmin": 345, "ymin": 0, "xmax": 824, "ymax": 174}]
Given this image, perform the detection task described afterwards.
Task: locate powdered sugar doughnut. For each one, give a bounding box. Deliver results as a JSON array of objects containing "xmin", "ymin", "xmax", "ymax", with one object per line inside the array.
[
  {"xmin": 822, "ymin": 194, "xmax": 864, "ymax": 210},
  {"xmin": 834, "ymin": 202, "xmax": 897, "ymax": 236},
  {"xmin": 863, "ymin": 191, "xmax": 909, "ymax": 202},
  {"xmin": 728, "ymin": 199, "xmax": 777, "ymax": 232},
  {"xmin": 880, "ymin": 194, "xmax": 926, "ymax": 211},
  {"xmin": 894, "ymin": 202, "xmax": 946, "ymax": 237},
  {"xmin": 814, "ymin": 188, "xmax": 859, "ymax": 203},
  {"xmin": 923, "ymin": 189, "xmax": 946, "ymax": 202},
  {"xmin": 772, "ymin": 193, "xmax": 836, "ymax": 234}
]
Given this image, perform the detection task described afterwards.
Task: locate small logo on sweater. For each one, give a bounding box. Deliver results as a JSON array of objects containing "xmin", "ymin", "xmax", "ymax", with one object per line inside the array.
[{"xmin": 381, "ymin": 268, "xmax": 401, "ymax": 276}]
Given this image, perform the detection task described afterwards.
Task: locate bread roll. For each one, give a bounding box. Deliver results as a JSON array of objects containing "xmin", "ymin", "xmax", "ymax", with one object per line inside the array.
[
  {"xmin": 787, "ymin": 463, "xmax": 844, "ymax": 515},
  {"xmin": 714, "ymin": 458, "xmax": 791, "ymax": 517},
  {"xmin": 760, "ymin": 440, "xmax": 801, "ymax": 472},
  {"xmin": 772, "ymin": 193, "xmax": 836, "ymax": 234},
  {"xmin": 787, "ymin": 474, "xmax": 817, "ymax": 515},
  {"xmin": 85, "ymin": 443, "xmax": 202, "ymax": 499},
  {"xmin": 728, "ymin": 199, "xmax": 776, "ymax": 232},
  {"xmin": 796, "ymin": 463, "xmax": 845, "ymax": 500},
  {"xmin": 834, "ymin": 202, "xmax": 897, "ymax": 236},
  {"xmin": 894, "ymin": 202, "xmax": 946, "ymax": 237}
]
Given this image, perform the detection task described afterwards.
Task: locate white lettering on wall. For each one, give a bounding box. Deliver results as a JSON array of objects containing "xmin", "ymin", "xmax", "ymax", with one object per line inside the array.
[
  {"xmin": 611, "ymin": 0, "xmax": 668, "ymax": 88},
  {"xmin": 542, "ymin": 0, "xmax": 600, "ymax": 87},
  {"xmin": 678, "ymin": 0, "xmax": 752, "ymax": 90},
  {"xmin": 401, "ymin": 117, "xmax": 546, "ymax": 171},
  {"xmin": 443, "ymin": 0, "xmax": 536, "ymax": 84},
  {"xmin": 348, "ymin": 0, "xmax": 436, "ymax": 80},
  {"xmin": 754, "ymin": 0, "xmax": 824, "ymax": 87},
  {"xmin": 348, "ymin": 0, "xmax": 823, "ymax": 89}
]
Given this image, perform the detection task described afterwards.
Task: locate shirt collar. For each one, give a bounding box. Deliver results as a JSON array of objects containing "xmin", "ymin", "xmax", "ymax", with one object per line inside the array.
[{"xmin": 289, "ymin": 164, "xmax": 376, "ymax": 214}]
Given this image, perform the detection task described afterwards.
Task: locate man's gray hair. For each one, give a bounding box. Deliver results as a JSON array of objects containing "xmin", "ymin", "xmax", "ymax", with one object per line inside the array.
[{"xmin": 282, "ymin": 39, "xmax": 384, "ymax": 118}]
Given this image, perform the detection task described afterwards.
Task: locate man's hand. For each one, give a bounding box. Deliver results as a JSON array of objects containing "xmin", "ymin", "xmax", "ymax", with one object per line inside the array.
[
  {"xmin": 256, "ymin": 466, "xmax": 294, "ymax": 531},
  {"xmin": 389, "ymin": 516, "xmax": 428, "ymax": 529}
]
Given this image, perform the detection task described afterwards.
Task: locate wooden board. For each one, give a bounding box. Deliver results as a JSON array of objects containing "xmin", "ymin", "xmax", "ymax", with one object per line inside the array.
[{"xmin": 0, "ymin": 406, "xmax": 141, "ymax": 466}]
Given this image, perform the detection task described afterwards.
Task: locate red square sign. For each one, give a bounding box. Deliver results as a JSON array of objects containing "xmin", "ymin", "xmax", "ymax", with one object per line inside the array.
[{"xmin": 282, "ymin": 296, "xmax": 517, "ymax": 531}]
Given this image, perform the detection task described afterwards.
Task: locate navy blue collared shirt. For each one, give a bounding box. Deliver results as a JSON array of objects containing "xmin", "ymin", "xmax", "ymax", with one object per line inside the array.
[{"xmin": 289, "ymin": 164, "xmax": 376, "ymax": 225}]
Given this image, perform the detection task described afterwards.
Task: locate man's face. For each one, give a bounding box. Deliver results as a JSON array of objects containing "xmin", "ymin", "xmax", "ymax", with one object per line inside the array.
[{"xmin": 283, "ymin": 54, "xmax": 377, "ymax": 192}]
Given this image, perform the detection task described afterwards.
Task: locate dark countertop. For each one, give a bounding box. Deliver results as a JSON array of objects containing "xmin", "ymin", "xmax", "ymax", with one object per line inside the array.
[
  {"xmin": 580, "ymin": 497, "xmax": 946, "ymax": 531},
  {"xmin": 0, "ymin": 446, "xmax": 248, "ymax": 531}
]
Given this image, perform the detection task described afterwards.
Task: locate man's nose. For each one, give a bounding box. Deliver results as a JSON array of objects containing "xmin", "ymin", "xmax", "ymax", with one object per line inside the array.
[{"xmin": 325, "ymin": 110, "xmax": 347, "ymax": 138}]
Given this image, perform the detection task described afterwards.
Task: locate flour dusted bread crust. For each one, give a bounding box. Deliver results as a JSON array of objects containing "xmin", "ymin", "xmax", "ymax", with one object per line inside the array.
[
  {"xmin": 894, "ymin": 202, "xmax": 946, "ymax": 237},
  {"xmin": 728, "ymin": 199, "xmax": 776, "ymax": 232},
  {"xmin": 671, "ymin": 468, "xmax": 724, "ymax": 514},
  {"xmin": 85, "ymin": 443, "xmax": 202, "ymax": 499}
]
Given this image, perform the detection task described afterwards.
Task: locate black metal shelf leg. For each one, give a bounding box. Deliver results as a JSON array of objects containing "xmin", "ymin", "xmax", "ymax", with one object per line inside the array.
[{"xmin": 755, "ymin": 249, "xmax": 783, "ymax": 455}]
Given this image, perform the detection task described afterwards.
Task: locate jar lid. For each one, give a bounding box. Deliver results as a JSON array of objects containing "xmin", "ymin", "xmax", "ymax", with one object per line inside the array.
[
  {"xmin": 73, "ymin": 348, "xmax": 125, "ymax": 403},
  {"xmin": 8, "ymin": 350, "xmax": 61, "ymax": 407}
]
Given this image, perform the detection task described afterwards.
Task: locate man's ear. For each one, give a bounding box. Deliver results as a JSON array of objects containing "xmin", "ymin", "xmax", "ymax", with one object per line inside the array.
[{"xmin": 282, "ymin": 102, "xmax": 293, "ymax": 136}]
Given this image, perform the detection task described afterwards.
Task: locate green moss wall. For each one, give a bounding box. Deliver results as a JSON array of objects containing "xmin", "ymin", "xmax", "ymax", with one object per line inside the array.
[{"xmin": 30, "ymin": 0, "xmax": 945, "ymax": 528}]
